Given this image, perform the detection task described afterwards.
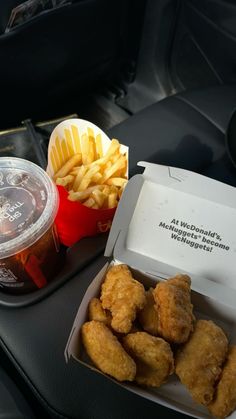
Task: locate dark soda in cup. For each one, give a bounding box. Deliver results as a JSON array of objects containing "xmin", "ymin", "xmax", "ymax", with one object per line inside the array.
[{"xmin": 0, "ymin": 157, "xmax": 60, "ymax": 294}]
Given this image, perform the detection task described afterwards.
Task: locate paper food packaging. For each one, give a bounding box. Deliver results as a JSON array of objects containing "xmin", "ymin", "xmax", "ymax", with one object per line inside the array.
[
  {"xmin": 47, "ymin": 118, "xmax": 128, "ymax": 247},
  {"xmin": 65, "ymin": 161, "xmax": 236, "ymax": 419}
]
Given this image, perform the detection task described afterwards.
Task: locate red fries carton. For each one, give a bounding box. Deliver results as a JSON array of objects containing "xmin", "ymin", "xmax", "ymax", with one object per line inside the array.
[{"xmin": 47, "ymin": 119, "xmax": 128, "ymax": 247}]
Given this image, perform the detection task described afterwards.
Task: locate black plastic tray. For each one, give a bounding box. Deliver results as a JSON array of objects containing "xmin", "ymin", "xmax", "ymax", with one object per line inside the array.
[{"xmin": 0, "ymin": 116, "xmax": 108, "ymax": 307}]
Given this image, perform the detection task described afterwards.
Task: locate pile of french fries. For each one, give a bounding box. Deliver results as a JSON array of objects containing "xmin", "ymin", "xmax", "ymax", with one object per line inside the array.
[{"xmin": 54, "ymin": 132, "xmax": 128, "ymax": 209}]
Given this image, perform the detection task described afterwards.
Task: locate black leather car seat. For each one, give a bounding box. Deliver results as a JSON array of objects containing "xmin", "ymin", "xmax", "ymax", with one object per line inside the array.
[
  {"xmin": 0, "ymin": 0, "xmax": 127, "ymax": 128},
  {"xmin": 0, "ymin": 84, "xmax": 235, "ymax": 419},
  {"xmin": 0, "ymin": 364, "xmax": 34, "ymax": 418},
  {"xmin": 109, "ymin": 84, "xmax": 236, "ymax": 187}
]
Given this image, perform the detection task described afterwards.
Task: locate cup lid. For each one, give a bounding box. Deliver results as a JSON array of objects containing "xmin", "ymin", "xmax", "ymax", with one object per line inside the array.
[{"xmin": 0, "ymin": 157, "xmax": 59, "ymax": 259}]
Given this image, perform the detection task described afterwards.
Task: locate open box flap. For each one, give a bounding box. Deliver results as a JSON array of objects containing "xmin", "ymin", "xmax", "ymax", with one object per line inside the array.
[{"xmin": 105, "ymin": 162, "xmax": 236, "ymax": 298}]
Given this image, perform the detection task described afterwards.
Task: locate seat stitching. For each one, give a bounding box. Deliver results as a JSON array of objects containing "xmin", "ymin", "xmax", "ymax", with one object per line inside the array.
[{"xmin": 174, "ymin": 95, "xmax": 225, "ymax": 134}]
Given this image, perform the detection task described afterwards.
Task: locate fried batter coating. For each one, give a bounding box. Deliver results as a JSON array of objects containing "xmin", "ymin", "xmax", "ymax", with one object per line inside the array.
[
  {"xmin": 81, "ymin": 321, "xmax": 136, "ymax": 382},
  {"xmin": 153, "ymin": 274, "xmax": 195, "ymax": 343},
  {"xmin": 208, "ymin": 346, "xmax": 236, "ymax": 419},
  {"xmin": 138, "ymin": 288, "xmax": 159, "ymax": 335},
  {"xmin": 100, "ymin": 264, "xmax": 146, "ymax": 333},
  {"xmin": 123, "ymin": 331, "xmax": 174, "ymax": 387},
  {"xmin": 175, "ymin": 320, "xmax": 228, "ymax": 406},
  {"xmin": 88, "ymin": 298, "xmax": 112, "ymax": 327}
]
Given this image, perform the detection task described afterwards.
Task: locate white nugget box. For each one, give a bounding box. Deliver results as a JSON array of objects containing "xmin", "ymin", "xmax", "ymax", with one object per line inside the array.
[{"xmin": 65, "ymin": 162, "xmax": 236, "ymax": 419}]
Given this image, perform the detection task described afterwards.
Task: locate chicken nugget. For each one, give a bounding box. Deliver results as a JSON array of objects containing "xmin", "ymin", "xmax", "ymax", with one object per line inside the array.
[
  {"xmin": 208, "ymin": 346, "xmax": 236, "ymax": 419},
  {"xmin": 100, "ymin": 264, "xmax": 146, "ymax": 333},
  {"xmin": 88, "ymin": 298, "xmax": 112, "ymax": 327},
  {"xmin": 153, "ymin": 274, "xmax": 195, "ymax": 343},
  {"xmin": 81, "ymin": 321, "xmax": 136, "ymax": 382},
  {"xmin": 175, "ymin": 319, "xmax": 228, "ymax": 406},
  {"xmin": 123, "ymin": 331, "xmax": 174, "ymax": 387},
  {"xmin": 138, "ymin": 288, "xmax": 159, "ymax": 335}
]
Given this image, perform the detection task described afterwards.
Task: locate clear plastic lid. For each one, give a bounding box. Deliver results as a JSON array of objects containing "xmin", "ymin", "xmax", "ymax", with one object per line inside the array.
[{"xmin": 0, "ymin": 157, "xmax": 59, "ymax": 259}]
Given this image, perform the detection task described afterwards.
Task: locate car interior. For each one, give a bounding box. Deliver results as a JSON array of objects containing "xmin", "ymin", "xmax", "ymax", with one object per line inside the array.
[{"xmin": 0, "ymin": 0, "xmax": 236, "ymax": 418}]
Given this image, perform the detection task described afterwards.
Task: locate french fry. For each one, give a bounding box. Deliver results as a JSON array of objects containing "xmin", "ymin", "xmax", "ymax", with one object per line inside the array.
[
  {"xmin": 56, "ymin": 175, "xmax": 74, "ymax": 188},
  {"xmin": 73, "ymin": 165, "xmax": 87, "ymax": 191},
  {"xmin": 69, "ymin": 167, "xmax": 80, "ymax": 176},
  {"xmin": 111, "ymin": 169, "xmax": 125, "ymax": 178},
  {"xmin": 87, "ymin": 139, "xmax": 120, "ymax": 169},
  {"xmin": 108, "ymin": 192, "xmax": 118, "ymax": 209},
  {"xmin": 102, "ymin": 185, "xmax": 110, "ymax": 196},
  {"xmin": 68, "ymin": 185, "xmax": 103, "ymax": 202},
  {"xmin": 84, "ymin": 164, "xmax": 101, "ymax": 178},
  {"xmin": 107, "ymin": 161, "xmax": 113, "ymax": 169},
  {"xmin": 105, "ymin": 177, "xmax": 127, "ymax": 187},
  {"xmin": 100, "ymin": 155, "xmax": 126, "ymax": 184},
  {"xmin": 108, "ymin": 185, "xmax": 118, "ymax": 194},
  {"xmin": 54, "ymin": 153, "xmax": 82, "ymax": 179},
  {"xmin": 105, "ymin": 139, "xmax": 120, "ymax": 158},
  {"xmin": 91, "ymin": 189, "xmax": 106, "ymax": 208},
  {"xmin": 92, "ymin": 172, "xmax": 103, "ymax": 183},
  {"xmin": 77, "ymin": 165, "xmax": 100, "ymax": 191},
  {"xmin": 77, "ymin": 178, "xmax": 92, "ymax": 192},
  {"xmin": 100, "ymin": 185, "xmax": 110, "ymax": 208},
  {"xmin": 83, "ymin": 197, "xmax": 96, "ymax": 208},
  {"xmin": 110, "ymin": 151, "xmax": 120, "ymax": 164},
  {"xmin": 111, "ymin": 153, "xmax": 127, "ymax": 178}
]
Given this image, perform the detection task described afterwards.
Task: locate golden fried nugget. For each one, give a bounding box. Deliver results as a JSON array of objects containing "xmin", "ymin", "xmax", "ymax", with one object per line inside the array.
[
  {"xmin": 123, "ymin": 331, "xmax": 174, "ymax": 387},
  {"xmin": 153, "ymin": 274, "xmax": 195, "ymax": 343},
  {"xmin": 138, "ymin": 288, "xmax": 159, "ymax": 335},
  {"xmin": 100, "ymin": 264, "xmax": 146, "ymax": 334},
  {"xmin": 88, "ymin": 298, "xmax": 112, "ymax": 327},
  {"xmin": 208, "ymin": 346, "xmax": 236, "ymax": 419},
  {"xmin": 81, "ymin": 321, "xmax": 136, "ymax": 382},
  {"xmin": 175, "ymin": 320, "xmax": 228, "ymax": 406}
]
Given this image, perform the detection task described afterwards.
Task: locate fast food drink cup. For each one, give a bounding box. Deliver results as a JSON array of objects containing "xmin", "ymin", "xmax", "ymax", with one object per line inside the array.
[
  {"xmin": 47, "ymin": 119, "xmax": 128, "ymax": 247},
  {"xmin": 0, "ymin": 157, "xmax": 60, "ymax": 294}
]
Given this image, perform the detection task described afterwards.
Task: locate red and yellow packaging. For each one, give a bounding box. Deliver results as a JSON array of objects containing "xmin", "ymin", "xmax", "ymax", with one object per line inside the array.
[{"xmin": 47, "ymin": 119, "xmax": 128, "ymax": 247}]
